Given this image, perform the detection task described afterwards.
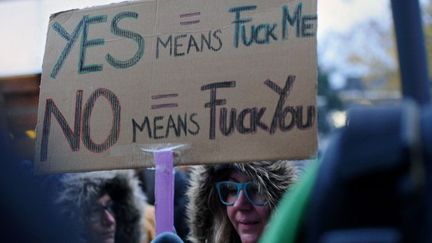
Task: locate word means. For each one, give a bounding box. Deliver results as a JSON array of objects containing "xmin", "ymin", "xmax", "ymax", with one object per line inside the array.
[
  {"xmin": 156, "ymin": 30, "xmax": 223, "ymax": 58},
  {"xmin": 132, "ymin": 113, "xmax": 200, "ymax": 140}
]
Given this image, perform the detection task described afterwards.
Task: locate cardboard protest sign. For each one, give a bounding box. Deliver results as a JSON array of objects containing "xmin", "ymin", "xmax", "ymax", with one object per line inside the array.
[{"xmin": 35, "ymin": 0, "xmax": 318, "ymax": 173}]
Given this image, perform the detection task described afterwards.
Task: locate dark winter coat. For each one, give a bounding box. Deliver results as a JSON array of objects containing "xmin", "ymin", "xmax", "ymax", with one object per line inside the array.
[
  {"xmin": 186, "ymin": 160, "xmax": 299, "ymax": 243},
  {"xmin": 56, "ymin": 170, "xmax": 147, "ymax": 243}
]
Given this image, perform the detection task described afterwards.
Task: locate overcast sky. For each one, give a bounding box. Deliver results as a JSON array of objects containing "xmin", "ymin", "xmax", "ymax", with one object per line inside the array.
[
  {"xmin": 318, "ymin": 0, "xmax": 391, "ymax": 38},
  {"xmin": 0, "ymin": 0, "xmax": 392, "ymax": 77}
]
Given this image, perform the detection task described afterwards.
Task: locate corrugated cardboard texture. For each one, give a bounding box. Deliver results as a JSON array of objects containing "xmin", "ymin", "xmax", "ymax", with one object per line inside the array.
[{"xmin": 35, "ymin": 0, "xmax": 318, "ymax": 173}]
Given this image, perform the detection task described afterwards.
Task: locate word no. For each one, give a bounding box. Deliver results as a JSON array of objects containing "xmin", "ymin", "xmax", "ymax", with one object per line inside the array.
[{"xmin": 40, "ymin": 88, "xmax": 121, "ymax": 161}]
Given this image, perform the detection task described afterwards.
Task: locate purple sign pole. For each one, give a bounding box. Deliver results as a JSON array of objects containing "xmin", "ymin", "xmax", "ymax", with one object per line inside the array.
[{"xmin": 154, "ymin": 150, "xmax": 175, "ymax": 235}]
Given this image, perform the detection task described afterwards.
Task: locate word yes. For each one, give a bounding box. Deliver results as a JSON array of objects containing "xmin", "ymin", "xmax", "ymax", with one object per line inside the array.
[{"xmin": 50, "ymin": 11, "xmax": 144, "ymax": 78}]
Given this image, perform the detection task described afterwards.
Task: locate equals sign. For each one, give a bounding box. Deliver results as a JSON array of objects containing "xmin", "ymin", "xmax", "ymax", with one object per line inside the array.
[
  {"xmin": 179, "ymin": 11, "xmax": 200, "ymax": 25},
  {"xmin": 151, "ymin": 93, "xmax": 179, "ymax": 110}
]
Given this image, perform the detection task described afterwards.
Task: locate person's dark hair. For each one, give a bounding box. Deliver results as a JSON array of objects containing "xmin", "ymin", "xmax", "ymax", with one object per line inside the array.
[
  {"xmin": 56, "ymin": 170, "xmax": 146, "ymax": 243},
  {"xmin": 0, "ymin": 135, "xmax": 80, "ymax": 242},
  {"xmin": 104, "ymin": 176, "xmax": 142, "ymax": 243}
]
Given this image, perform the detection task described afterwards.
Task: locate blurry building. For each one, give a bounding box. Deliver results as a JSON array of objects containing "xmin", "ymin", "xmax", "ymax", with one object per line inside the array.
[
  {"xmin": 0, "ymin": 74, "xmax": 40, "ymax": 162},
  {"xmin": 338, "ymin": 76, "xmax": 401, "ymax": 106}
]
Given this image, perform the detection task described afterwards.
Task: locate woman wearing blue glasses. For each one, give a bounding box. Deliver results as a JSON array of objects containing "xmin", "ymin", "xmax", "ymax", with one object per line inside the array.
[{"xmin": 186, "ymin": 161, "xmax": 299, "ymax": 243}]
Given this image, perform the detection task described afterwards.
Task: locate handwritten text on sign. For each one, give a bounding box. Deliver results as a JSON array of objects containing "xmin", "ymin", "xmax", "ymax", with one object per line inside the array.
[{"xmin": 36, "ymin": 0, "xmax": 317, "ymax": 173}]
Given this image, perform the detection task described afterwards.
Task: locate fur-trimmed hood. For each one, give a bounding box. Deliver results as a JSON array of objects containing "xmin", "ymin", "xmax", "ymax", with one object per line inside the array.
[
  {"xmin": 186, "ymin": 161, "xmax": 300, "ymax": 243},
  {"xmin": 56, "ymin": 170, "xmax": 147, "ymax": 243}
]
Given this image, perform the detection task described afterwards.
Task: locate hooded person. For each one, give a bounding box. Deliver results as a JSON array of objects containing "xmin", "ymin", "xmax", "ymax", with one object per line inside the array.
[
  {"xmin": 186, "ymin": 160, "xmax": 299, "ymax": 243},
  {"xmin": 56, "ymin": 170, "xmax": 148, "ymax": 243}
]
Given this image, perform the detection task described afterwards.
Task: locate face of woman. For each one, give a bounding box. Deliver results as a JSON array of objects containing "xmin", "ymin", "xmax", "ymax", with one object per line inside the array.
[
  {"xmin": 225, "ymin": 171, "xmax": 271, "ymax": 243},
  {"xmin": 87, "ymin": 193, "xmax": 116, "ymax": 243}
]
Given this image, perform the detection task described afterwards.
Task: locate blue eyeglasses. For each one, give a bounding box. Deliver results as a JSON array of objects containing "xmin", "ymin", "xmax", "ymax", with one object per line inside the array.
[{"xmin": 215, "ymin": 181, "xmax": 267, "ymax": 206}]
